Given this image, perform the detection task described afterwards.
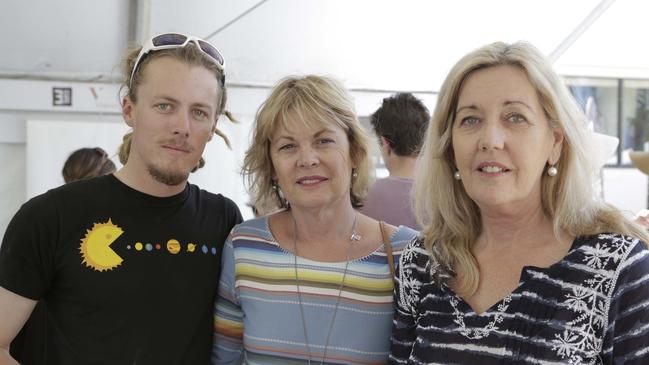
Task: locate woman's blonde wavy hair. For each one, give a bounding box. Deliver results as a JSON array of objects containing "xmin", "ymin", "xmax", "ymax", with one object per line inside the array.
[
  {"xmin": 117, "ymin": 42, "xmax": 236, "ymax": 170},
  {"xmin": 413, "ymin": 41, "xmax": 649, "ymax": 295},
  {"xmin": 243, "ymin": 75, "xmax": 375, "ymax": 213}
]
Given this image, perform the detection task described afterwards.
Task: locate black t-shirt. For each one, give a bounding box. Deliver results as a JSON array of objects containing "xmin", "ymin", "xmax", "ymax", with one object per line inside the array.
[{"xmin": 0, "ymin": 174, "xmax": 242, "ymax": 364}]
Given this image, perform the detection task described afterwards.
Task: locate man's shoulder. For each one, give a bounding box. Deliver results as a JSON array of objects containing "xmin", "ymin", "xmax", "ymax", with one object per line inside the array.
[
  {"xmin": 188, "ymin": 184, "xmax": 239, "ymax": 211},
  {"xmin": 186, "ymin": 184, "xmax": 242, "ymax": 226},
  {"xmin": 369, "ymin": 176, "xmax": 413, "ymax": 192},
  {"xmin": 22, "ymin": 175, "xmax": 112, "ymax": 210},
  {"xmin": 189, "ymin": 183, "xmax": 223, "ymax": 202},
  {"xmin": 364, "ymin": 177, "xmax": 413, "ymax": 209}
]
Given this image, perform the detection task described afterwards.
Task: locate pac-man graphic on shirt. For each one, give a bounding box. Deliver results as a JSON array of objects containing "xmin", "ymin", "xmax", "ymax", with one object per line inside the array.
[{"xmin": 79, "ymin": 219, "xmax": 124, "ymax": 272}]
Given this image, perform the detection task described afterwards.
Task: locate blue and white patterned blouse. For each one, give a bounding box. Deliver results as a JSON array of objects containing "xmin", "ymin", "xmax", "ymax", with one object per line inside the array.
[{"xmin": 389, "ymin": 233, "xmax": 649, "ymax": 364}]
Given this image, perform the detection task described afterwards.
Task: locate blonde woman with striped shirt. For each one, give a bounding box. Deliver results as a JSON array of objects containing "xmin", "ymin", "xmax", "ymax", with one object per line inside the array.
[{"xmin": 213, "ymin": 75, "xmax": 418, "ymax": 365}]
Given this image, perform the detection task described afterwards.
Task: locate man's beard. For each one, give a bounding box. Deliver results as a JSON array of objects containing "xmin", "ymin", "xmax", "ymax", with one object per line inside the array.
[{"xmin": 147, "ymin": 164, "xmax": 189, "ymax": 186}]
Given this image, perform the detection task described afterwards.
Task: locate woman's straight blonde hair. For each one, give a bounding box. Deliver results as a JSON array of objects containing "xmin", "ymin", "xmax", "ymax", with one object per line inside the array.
[
  {"xmin": 413, "ymin": 41, "xmax": 649, "ymax": 295},
  {"xmin": 243, "ymin": 75, "xmax": 375, "ymax": 213}
]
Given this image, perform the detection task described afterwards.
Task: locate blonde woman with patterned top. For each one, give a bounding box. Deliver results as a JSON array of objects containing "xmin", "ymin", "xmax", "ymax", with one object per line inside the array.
[{"xmin": 390, "ymin": 42, "xmax": 649, "ymax": 365}]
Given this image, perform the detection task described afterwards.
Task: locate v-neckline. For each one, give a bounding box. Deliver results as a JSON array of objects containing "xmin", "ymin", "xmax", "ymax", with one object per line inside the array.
[
  {"xmin": 448, "ymin": 235, "xmax": 584, "ymax": 316},
  {"xmin": 449, "ymin": 280, "xmax": 522, "ymax": 317}
]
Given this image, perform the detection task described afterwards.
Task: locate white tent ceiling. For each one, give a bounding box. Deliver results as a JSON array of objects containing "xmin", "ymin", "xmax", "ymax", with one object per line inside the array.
[
  {"xmin": 554, "ymin": 0, "xmax": 649, "ymax": 79},
  {"xmin": 2, "ymin": 0, "xmax": 648, "ymax": 92}
]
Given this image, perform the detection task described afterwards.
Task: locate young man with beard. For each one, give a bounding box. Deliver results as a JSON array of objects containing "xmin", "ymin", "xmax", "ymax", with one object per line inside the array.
[{"xmin": 0, "ymin": 33, "xmax": 242, "ymax": 365}]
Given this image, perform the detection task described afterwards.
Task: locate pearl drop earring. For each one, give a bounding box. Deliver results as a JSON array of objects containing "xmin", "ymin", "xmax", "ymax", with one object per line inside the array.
[
  {"xmin": 453, "ymin": 171, "xmax": 461, "ymax": 180},
  {"xmin": 547, "ymin": 165, "xmax": 558, "ymax": 177}
]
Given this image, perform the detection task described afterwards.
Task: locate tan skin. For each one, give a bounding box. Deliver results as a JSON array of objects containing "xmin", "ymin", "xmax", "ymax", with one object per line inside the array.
[
  {"xmin": 0, "ymin": 288, "xmax": 36, "ymax": 365},
  {"xmin": 451, "ymin": 65, "xmax": 572, "ymax": 315},
  {"xmin": 267, "ymin": 114, "xmax": 395, "ymax": 262},
  {"xmin": 270, "ymin": 211, "xmax": 393, "ymax": 262},
  {"xmin": 460, "ymin": 212, "xmax": 573, "ymax": 315}
]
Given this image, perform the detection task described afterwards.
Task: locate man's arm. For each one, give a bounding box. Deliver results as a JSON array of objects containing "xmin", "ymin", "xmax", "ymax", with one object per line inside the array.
[{"xmin": 0, "ymin": 286, "xmax": 37, "ymax": 365}]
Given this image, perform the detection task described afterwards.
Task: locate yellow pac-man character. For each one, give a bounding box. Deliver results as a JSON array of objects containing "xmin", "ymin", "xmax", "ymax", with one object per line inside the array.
[
  {"xmin": 80, "ymin": 219, "xmax": 124, "ymax": 272},
  {"xmin": 167, "ymin": 239, "xmax": 181, "ymax": 254},
  {"xmin": 187, "ymin": 243, "xmax": 196, "ymax": 253}
]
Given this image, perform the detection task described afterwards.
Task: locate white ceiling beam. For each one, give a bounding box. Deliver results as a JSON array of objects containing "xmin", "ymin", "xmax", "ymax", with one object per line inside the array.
[
  {"xmin": 203, "ymin": 0, "xmax": 269, "ymax": 40},
  {"xmin": 549, "ymin": 0, "xmax": 616, "ymax": 62}
]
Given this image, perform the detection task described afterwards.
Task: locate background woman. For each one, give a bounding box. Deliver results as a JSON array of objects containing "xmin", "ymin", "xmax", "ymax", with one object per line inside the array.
[
  {"xmin": 390, "ymin": 42, "xmax": 649, "ymax": 364},
  {"xmin": 213, "ymin": 75, "xmax": 418, "ymax": 364},
  {"xmin": 62, "ymin": 147, "xmax": 116, "ymax": 183}
]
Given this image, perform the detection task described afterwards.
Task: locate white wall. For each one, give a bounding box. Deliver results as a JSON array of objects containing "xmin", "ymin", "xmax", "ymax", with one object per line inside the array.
[
  {"xmin": 25, "ymin": 119, "xmax": 129, "ymax": 198},
  {"xmin": 0, "ymin": 143, "xmax": 26, "ymax": 237}
]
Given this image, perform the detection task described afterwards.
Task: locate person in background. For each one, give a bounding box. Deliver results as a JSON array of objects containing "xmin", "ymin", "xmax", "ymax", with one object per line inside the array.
[
  {"xmin": 629, "ymin": 151, "xmax": 649, "ymax": 229},
  {"xmin": 213, "ymin": 75, "xmax": 418, "ymax": 364},
  {"xmin": 62, "ymin": 147, "xmax": 117, "ymax": 183},
  {"xmin": 0, "ymin": 33, "xmax": 242, "ymax": 365},
  {"xmin": 360, "ymin": 93, "xmax": 429, "ymax": 229},
  {"xmin": 9, "ymin": 147, "xmax": 117, "ymax": 364},
  {"xmin": 390, "ymin": 41, "xmax": 649, "ymax": 364}
]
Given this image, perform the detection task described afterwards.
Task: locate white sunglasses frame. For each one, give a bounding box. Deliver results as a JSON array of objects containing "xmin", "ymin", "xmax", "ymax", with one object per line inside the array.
[{"xmin": 129, "ymin": 33, "xmax": 225, "ymax": 88}]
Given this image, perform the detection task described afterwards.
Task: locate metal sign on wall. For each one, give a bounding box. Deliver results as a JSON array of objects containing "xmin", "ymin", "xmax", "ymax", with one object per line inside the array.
[{"xmin": 52, "ymin": 87, "xmax": 72, "ymax": 106}]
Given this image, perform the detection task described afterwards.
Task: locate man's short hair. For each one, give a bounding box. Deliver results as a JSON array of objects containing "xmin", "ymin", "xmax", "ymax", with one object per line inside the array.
[{"xmin": 370, "ymin": 93, "xmax": 430, "ymax": 156}]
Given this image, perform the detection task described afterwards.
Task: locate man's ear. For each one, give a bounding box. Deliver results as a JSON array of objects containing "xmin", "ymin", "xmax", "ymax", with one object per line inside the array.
[
  {"xmin": 380, "ymin": 136, "xmax": 392, "ymax": 156},
  {"xmin": 122, "ymin": 96, "xmax": 135, "ymax": 127}
]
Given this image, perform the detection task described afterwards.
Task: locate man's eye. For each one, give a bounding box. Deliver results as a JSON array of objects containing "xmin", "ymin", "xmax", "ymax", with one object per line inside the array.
[
  {"xmin": 156, "ymin": 103, "xmax": 171, "ymax": 111},
  {"xmin": 193, "ymin": 109, "xmax": 208, "ymax": 119}
]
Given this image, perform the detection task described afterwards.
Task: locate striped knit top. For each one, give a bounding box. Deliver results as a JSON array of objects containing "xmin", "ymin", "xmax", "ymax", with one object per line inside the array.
[
  {"xmin": 389, "ymin": 233, "xmax": 649, "ymax": 365},
  {"xmin": 212, "ymin": 216, "xmax": 418, "ymax": 365}
]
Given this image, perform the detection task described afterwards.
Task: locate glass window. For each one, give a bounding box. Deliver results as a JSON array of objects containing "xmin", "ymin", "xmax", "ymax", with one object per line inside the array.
[
  {"xmin": 566, "ymin": 77, "xmax": 619, "ymax": 165},
  {"xmin": 621, "ymin": 80, "xmax": 649, "ymax": 165}
]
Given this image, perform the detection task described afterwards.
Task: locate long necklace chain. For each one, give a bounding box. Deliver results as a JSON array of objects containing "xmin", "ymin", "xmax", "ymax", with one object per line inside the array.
[{"xmin": 293, "ymin": 214, "xmax": 359, "ymax": 365}]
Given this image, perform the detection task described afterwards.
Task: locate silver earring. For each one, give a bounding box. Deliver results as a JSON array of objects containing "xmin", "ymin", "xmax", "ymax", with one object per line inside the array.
[
  {"xmin": 352, "ymin": 169, "xmax": 358, "ymax": 178},
  {"xmin": 272, "ymin": 180, "xmax": 289, "ymax": 208},
  {"xmin": 547, "ymin": 165, "xmax": 558, "ymax": 177},
  {"xmin": 453, "ymin": 171, "xmax": 461, "ymax": 180}
]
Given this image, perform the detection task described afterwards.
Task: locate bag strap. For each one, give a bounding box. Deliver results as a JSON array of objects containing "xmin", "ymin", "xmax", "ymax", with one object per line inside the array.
[{"xmin": 380, "ymin": 221, "xmax": 396, "ymax": 282}]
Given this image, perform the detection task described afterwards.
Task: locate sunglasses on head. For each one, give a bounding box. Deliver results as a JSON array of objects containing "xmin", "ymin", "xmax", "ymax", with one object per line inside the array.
[{"xmin": 130, "ymin": 33, "xmax": 225, "ymax": 87}]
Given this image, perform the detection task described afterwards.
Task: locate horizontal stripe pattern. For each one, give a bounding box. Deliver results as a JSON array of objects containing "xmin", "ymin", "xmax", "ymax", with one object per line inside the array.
[
  {"xmin": 390, "ymin": 233, "xmax": 649, "ymax": 364},
  {"xmin": 213, "ymin": 216, "xmax": 418, "ymax": 365}
]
